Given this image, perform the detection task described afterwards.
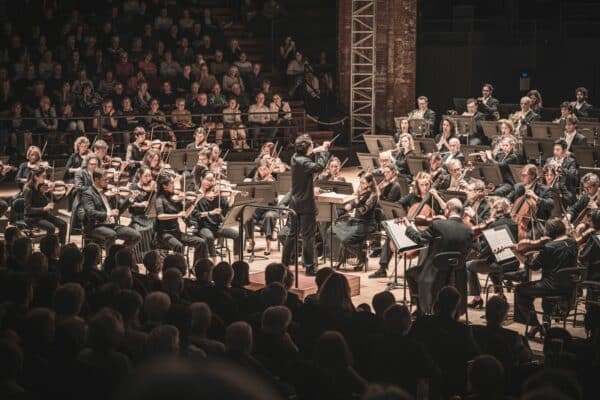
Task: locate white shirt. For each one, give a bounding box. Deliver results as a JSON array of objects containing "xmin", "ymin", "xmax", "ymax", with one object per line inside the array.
[{"xmin": 564, "ymin": 130, "xmax": 576, "ymax": 150}]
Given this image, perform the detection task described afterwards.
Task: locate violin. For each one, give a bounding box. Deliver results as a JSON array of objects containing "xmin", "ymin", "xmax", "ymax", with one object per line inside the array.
[
  {"xmin": 470, "ymin": 216, "xmax": 496, "ymax": 237},
  {"xmin": 39, "ymin": 180, "xmax": 69, "ymax": 197},
  {"xmin": 0, "ymin": 161, "xmax": 16, "ymax": 174},
  {"xmin": 576, "ymin": 227, "xmax": 595, "ymax": 248},
  {"xmin": 413, "ymin": 214, "xmax": 446, "ymax": 226},
  {"xmin": 171, "ymin": 190, "xmax": 201, "ymax": 203}
]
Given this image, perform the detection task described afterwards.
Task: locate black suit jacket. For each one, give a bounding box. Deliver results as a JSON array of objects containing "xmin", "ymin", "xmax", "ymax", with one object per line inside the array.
[
  {"xmin": 406, "ymin": 216, "xmax": 473, "ymax": 311},
  {"xmin": 528, "ymin": 237, "xmax": 578, "ymax": 290},
  {"xmin": 493, "ymin": 151, "xmax": 519, "ymax": 185},
  {"xmin": 564, "ymin": 131, "xmax": 588, "ymax": 153},
  {"xmin": 471, "ymin": 325, "xmax": 532, "ymax": 370},
  {"xmin": 573, "ymin": 101, "xmax": 593, "ymax": 118},
  {"xmin": 80, "ymin": 185, "xmax": 130, "ymax": 232},
  {"xmin": 479, "ymin": 96, "xmax": 499, "ymax": 118},
  {"xmin": 289, "ymin": 151, "xmax": 329, "ymax": 215},
  {"xmin": 508, "ymin": 182, "xmax": 554, "ymax": 221},
  {"xmin": 546, "ymin": 156, "xmax": 578, "ymax": 190}
]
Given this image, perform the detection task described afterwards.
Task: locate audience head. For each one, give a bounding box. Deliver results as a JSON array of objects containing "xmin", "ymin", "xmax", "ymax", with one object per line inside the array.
[
  {"xmin": 59, "ymin": 244, "xmax": 84, "ymax": 277},
  {"xmin": 193, "ymin": 258, "xmax": 214, "ymax": 283},
  {"xmin": 25, "ymin": 251, "xmax": 48, "ymax": 277},
  {"xmin": 433, "ymin": 286, "xmax": 461, "ymax": 318},
  {"xmin": 144, "ymin": 292, "xmax": 172, "ymax": 325},
  {"xmin": 103, "ymin": 243, "xmax": 125, "ymax": 275},
  {"xmin": 372, "ymin": 291, "xmax": 396, "ymax": 317},
  {"xmin": 469, "ymin": 355, "xmax": 504, "ymax": 395},
  {"xmin": 226, "ymin": 321, "xmax": 253, "ymax": 354},
  {"xmin": 147, "ymin": 325, "xmax": 180, "ymax": 357},
  {"xmin": 164, "ymin": 253, "xmax": 187, "ymax": 275},
  {"xmin": 315, "ymin": 267, "xmax": 334, "ymax": 290},
  {"xmin": 87, "ymin": 307, "xmax": 124, "ymax": 353},
  {"xmin": 143, "ymin": 250, "xmax": 163, "ymax": 275},
  {"xmin": 318, "ymin": 272, "xmax": 354, "ymax": 313},
  {"xmin": 315, "ymin": 331, "xmax": 353, "ymax": 371},
  {"xmin": 231, "ymin": 261, "xmax": 250, "ymax": 287},
  {"xmin": 162, "ymin": 268, "xmax": 184, "ymax": 297},
  {"xmin": 115, "ymin": 247, "xmax": 136, "ymax": 270},
  {"xmin": 22, "ymin": 307, "xmax": 56, "ymax": 349},
  {"xmin": 523, "ymin": 368, "xmax": 582, "ymax": 400},
  {"xmin": 264, "ymin": 262, "xmax": 287, "ymax": 285},
  {"xmin": 213, "ymin": 262, "xmax": 234, "ymax": 289},
  {"xmin": 40, "ymin": 233, "xmax": 60, "ymax": 260},
  {"xmin": 261, "ymin": 282, "xmax": 288, "ymax": 307},
  {"xmin": 0, "ymin": 339, "xmax": 23, "ymax": 383},
  {"xmin": 383, "ymin": 304, "xmax": 412, "ymax": 336},
  {"xmin": 112, "ymin": 289, "xmax": 143, "ymax": 324},
  {"xmin": 53, "ymin": 283, "xmax": 85, "ymax": 317},
  {"xmin": 362, "ymin": 384, "xmax": 414, "ymax": 400},
  {"xmin": 189, "ymin": 302, "xmax": 212, "ymax": 337},
  {"xmin": 12, "ymin": 236, "xmax": 32, "ymax": 264},
  {"xmin": 485, "ymin": 295, "xmax": 509, "ymax": 327},
  {"xmin": 261, "ymin": 306, "xmax": 292, "ymax": 336},
  {"xmin": 82, "ymin": 242, "xmax": 102, "ymax": 269},
  {"xmin": 110, "ymin": 266, "xmax": 133, "ymax": 290}
]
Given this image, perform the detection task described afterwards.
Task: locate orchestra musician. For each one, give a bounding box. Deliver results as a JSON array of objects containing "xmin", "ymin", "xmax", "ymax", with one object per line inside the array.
[
  {"xmin": 378, "ymin": 165, "xmax": 402, "ymax": 202},
  {"xmin": 192, "ymin": 174, "xmax": 242, "ymax": 262},
  {"xmin": 435, "ymin": 117, "xmax": 457, "ymax": 153},
  {"xmin": 0, "ymin": 162, "xmax": 14, "ymax": 218},
  {"xmin": 128, "ymin": 166, "xmax": 156, "ymax": 230},
  {"xmin": 155, "ymin": 173, "xmax": 209, "ymax": 261},
  {"xmin": 16, "ymin": 145, "xmax": 46, "ymax": 189},
  {"xmin": 318, "ymin": 157, "xmax": 346, "ymax": 182},
  {"xmin": 461, "ymin": 98, "xmax": 486, "ymax": 145},
  {"xmin": 395, "ymin": 133, "xmax": 416, "ymax": 177},
  {"xmin": 80, "ymin": 169, "xmax": 141, "ymax": 249},
  {"xmin": 377, "ymin": 150, "xmax": 395, "ymax": 174},
  {"xmin": 409, "ymin": 96, "xmax": 436, "ymax": 134},
  {"xmin": 370, "ymin": 171, "xmax": 444, "ymax": 279},
  {"xmin": 186, "ymin": 127, "xmax": 209, "ymax": 150},
  {"xmin": 64, "ymin": 136, "xmax": 90, "ymax": 182},
  {"xmin": 566, "ymin": 173, "xmax": 600, "ymax": 234},
  {"xmin": 245, "ymin": 161, "xmax": 279, "ymax": 256},
  {"xmin": 561, "ymin": 116, "xmax": 587, "ymax": 153},
  {"xmin": 514, "ymin": 217, "xmax": 578, "ymax": 339},
  {"xmin": 329, "ymin": 173, "xmax": 379, "ymax": 271},
  {"xmin": 542, "ymin": 163, "xmax": 575, "ymax": 214},
  {"xmin": 512, "ymin": 96, "xmax": 540, "ymax": 137},
  {"xmin": 466, "ymin": 198, "xmax": 519, "ymax": 309},
  {"xmin": 477, "ymin": 83, "xmax": 499, "ymax": 120},
  {"xmin": 464, "ymin": 179, "xmax": 490, "ymax": 224},
  {"xmin": 404, "ymin": 198, "xmax": 473, "ymax": 314},
  {"xmin": 480, "ymin": 136, "xmax": 519, "ymax": 196},
  {"xmin": 140, "ymin": 148, "xmax": 163, "ymax": 179},
  {"xmin": 92, "ymin": 140, "xmax": 112, "ymax": 169},
  {"xmin": 23, "ymin": 166, "xmax": 68, "ymax": 244},
  {"xmin": 125, "ymin": 126, "xmax": 149, "ymax": 175},
  {"xmin": 394, "ymin": 117, "xmax": 412, "ymax": 142},
  {"xmin": 577, "ymin": 209, "xmax": 600, "ymax": 333},
  {"xmin": 571, "ymin": 87, "xmax": 593, "ymax": 118},
  {"xmin": 443, "ymin": 137, "xmax": 465, "ymax": 166},
  {"xmin": 508, "ymin": 164, "xmax": 554, "ymax": 239},
  {"xmin": 442, "ymin": 159, "xmax": 469, "ymax": 192},
  {"xmin": 546, "ymin": 139, "xmax": 578, "ymax": 192},
  {"xmin": 527, "ymin": 90, "xmax": 543, "ymax": 115},
  {"xmin": 428, "ymin": 152, "xmax": 450, "ymax": 190},
  {"xmin": 553, "ymin": 102, "xmax": 574, "ymax": 125},
  {"xmin": 281, "ymin": 135, "xmax": 331, "ymax": 276}
]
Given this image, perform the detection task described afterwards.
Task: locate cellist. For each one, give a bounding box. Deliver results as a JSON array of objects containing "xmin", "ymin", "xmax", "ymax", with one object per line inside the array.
[
  {"xmin": 370, "ymin": 171, "xmax": 445, "ymax": 279},
  {"xmin": 508, "ymin": 164, "xmax": 554, "ymax": 239}
]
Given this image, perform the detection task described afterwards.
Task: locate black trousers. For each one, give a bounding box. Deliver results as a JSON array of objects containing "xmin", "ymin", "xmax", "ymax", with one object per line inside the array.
[
  {"xmin": 514, "ymin": 279, "xmax": 569, "ymax": 326},
  {"xmin": 198, "ymin": 227, "xmax": 240, "ymax": 257},
  {"xmin": 407, "ymin": 262, "xmax": 468, "ymax": 315},
  {"xmin": 282, "ymin": 213, "xmax": 317, "ymax": 270},
  {"xmin": 159, "ymin": 231, "xmax": 208, "ymax": 262},
  {"xmin": 466, "ymin": 258, "xmax": 520, "ymax": 296},
  {"xmin": 0, "ymin": 198, "xmax": 8, "ymax": 219},
  {"xmin": 26, "ymin": 213, "xmax": 68, "ymax": 244},
  {"xmin": 87, "ymin": 224, "xmax": 141, "ymax": 249}
]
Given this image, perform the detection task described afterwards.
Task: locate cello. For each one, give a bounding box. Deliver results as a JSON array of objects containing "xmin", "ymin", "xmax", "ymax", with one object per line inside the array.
[{"xmin": 512, "ymin": 178, "xmax": 539, "ymax": 240}]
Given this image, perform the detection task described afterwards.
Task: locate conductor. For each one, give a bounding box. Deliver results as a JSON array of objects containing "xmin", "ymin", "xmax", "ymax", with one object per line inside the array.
[{"xmin": 281, "ymin": 134, "xmax": 331, "ymax": 276}]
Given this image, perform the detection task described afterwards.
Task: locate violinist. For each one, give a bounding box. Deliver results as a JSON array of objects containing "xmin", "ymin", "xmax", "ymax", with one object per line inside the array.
[
  {"xmin": 208, "ymin": 143, "xmax": 226, "ymax": 177},
  {"xmin": 371, "ymin": 171, "xmax": 444, "ymax": 279},
  {"xmin": 64, "ymin": 136, "xmax": 90, "ymax": 182},
  {"xmin": 464, "ymin": 179, "xmax": 490, "ymax": 225},
  {"xmin": 514, "ymin": 217, "xmax": 578, "ymax": 339},
  {"xmin": 578, "ymin": 209, "xmax": 600, "ymax": 282},
  {"xmin": 427, "ymin": 152, "xmax": 449, "ymax": 190},
  {"xmin": 128, "ymin": 166, "xmax": 156, "ymax": 230},
  {"xmin": 508, "ymin": 164, "xmax": 554, "ymax": 238},
  {"xmin": 186, "ymin": 127, "xmax": 209, "ymax": 150},
  {"xmin": 481, "ymin": 136, "xmax": 519, "ymax": 196},
  {"xmin": 328, "ymin": 173, "xmax": 379, "ymax": 271},
  {"xmin": 542, "ymin": 163, "xmax": 574, "ymax": 214},
  {"xmin": 443, "ymin": 159, "xmax": 469, "ymax": 192},
  {"xmin": 466, "ymin": 198, "xmax": 519, "ymax": 309},
  {"xmin": 394, "ymin": 133, "xmax": 416, "ymax": 177},
  {"xmin": 404, "ymin": 198, "xmax": 473, "ymax": 314},
  {"xmin": 74, "ymin": 154, "xmax": 100, "ymax": 192},
  {"xmin": 246, "ymin": 160, "xmax": 279, "ymax": 255},
  {"xmin": 140, "ymin": 148, "xmax": 163, "ymax": 179},
  {"xmin": 435, "ymin": 117, "xmax": 457, "ymax": 152},
  {"xmin": 193, "ymin": 150, "xmax": 211, "ymax": 189},
  {"xmin": 23, "ymin": 166, "xmax": 68, "ymax": 244},
  {"xmin": 192, "ymin": 176, "xmax": 241, "ymax": 262},
  {"xmin": 155, "ymin": 173, "xmax": 208, "ymax": 262},
  {"xmin": 318, "ymin": 157, "xmax": 346, "ymax": 182},
  {"xmin": 566, "ymin": 173, "xmax": 600, "ymax": 233},
  {"xmin": 378, "ymin": 164, "xmax": 402, "ymax": 202},
  {"xmin": 15, "ymin": 145, "xmax": 46, "ymax": 188},
  {"xmin": 561, "ymin": 115, "xmax": 587, "ymax": 153},
  {"xmin": 377, "ymin": 151, "xmax": 395, "ymax": 174},
  {"xmin": 443, "ymin": 137, "xmax": 465, "ymax": 166},
  {"xmin": 546, "ymin": 139, "xmax": 578, "ymax": 192},
  {"xmin": 80, "ymin": 169, "xmax": 141, "ymax": 249},
  {"xmin": 125, "ymin": 126, "xmax": 149, "ymax": 175},
  {"xmin": 92, "ymin": 140, "xmax": 112, "ymax": 169}
]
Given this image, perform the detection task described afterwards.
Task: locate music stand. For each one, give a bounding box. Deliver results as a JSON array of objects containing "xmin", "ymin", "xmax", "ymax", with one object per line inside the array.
[
  {"xmin": 235, "ymin": 181, "xmax": 277, "ymax": 206},
  {"xmin": 578, "ymin": 167, "xmax": 600, "ymax": 181},
  {"xmin": 523, "ymin": 139, "xmax": 553, "ymax": 164},
  {"xmin": 316, "ymin": 201, "xmax": 338, "ymax": 263},
  {"xmin": 364, "ymin": 135, "xmax": 396, "ymax": 155},
  {"xmin": 477, "ymin": 164, "xmax": 504, "ymax": 189},
  {"xmin": 530, "ymin": 123, "xmax": 551, "ymax": 140},
  {"xmin": 315, "ymin": 180, "xmax": 355, "ymax": 195},
  {"xmin": 406, "ymin": 156, "xmax": 429, "ymax": 176},
  {"xmin": 379, "ymin": 201, "xmax": 406, "ymax": 220},
  {"xmin": 382, "ymin": 219, "xmax": 421, "ymax": 301},
  {"xmin": 439, "ymin": 190, "xmax": 467, "ymax": 203},
  {"xmin": 481, "ymin": 121, "xmax": 501, "ymax": 140},
  {"xmin": 414, "ymin": 138, "xmax": 436, "ymax": 155},
  {"xmin": 409, "ymin": 119, "xmax": 430, "ymax": 137},
  {"xmin": 222, "ymin": 199, "xmax": 257, "ymax": 228},
  {"xmin": 357, "ymin": 153, "xmax": 379, "ymax": 172},
  {"xmin": 509, "ymin": 164, "xmax": 524, "ymax": 184},
  {"xmin": 186, "ymin": 149, "xmax": 199, "ymax": 167},
  {"xmin": 572, "ymin": 145, "xmax": 595, "ymax": 167},
  {"xmin": 168, "ymin": 149, "xmax": 188, "ymax": 172},
  {"xmin": 450, "ymin": 115, "xmax": 477, "ymax": 137},
  {"xmin": 397, "ymin": 175, "xmax": 410, "ymax": 197},
  {"xmin": 275, "ymin": 171, "xmax": 292, "ymax": 194},
  {"xmin": 316, "ymin": 192, "xmax": 356, "ymax": 268},
  {"xmin": 227, "ymin": 161, "xmax": 256, "ymax": 184}
]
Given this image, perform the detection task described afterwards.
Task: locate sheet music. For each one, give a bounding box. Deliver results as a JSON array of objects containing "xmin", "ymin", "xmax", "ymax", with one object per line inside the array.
[
  {"xmin": 382, "ymin": 219, "xmax": 418, "ymax": 251},
  {"xmin": 482, "ymin": 227, "xmax": 516, "ymax": 262}
]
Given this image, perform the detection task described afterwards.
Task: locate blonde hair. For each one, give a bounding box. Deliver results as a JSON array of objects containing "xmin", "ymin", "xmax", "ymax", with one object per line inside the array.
[
  {"xmin": 499, "ymin": 119, "xmax": 514, "ymax": 133},
  {"xmin": 73, "ymin": 136, "xmax": 90, "ymax": 152},
  {"xmin": 412, "ymin": 171, "xmax": 431, "ymax": 195},
  {"xmin": 26, "ymin": 145, "xmax": 42, "ymax": 160},
  {"xmin": 398, "ymin": 133, "xmax": 415, "ymax": 152}
]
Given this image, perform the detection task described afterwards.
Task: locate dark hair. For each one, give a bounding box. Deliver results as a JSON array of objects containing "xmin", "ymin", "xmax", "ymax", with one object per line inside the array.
[
  {"xmin": 40, "ymin": 233, "xmax": 59, "ymax": 259},
  {"xmin": 466, "ymin": 97, "xmax": 477, "ymax": 106},
  {"xmin": 83, "ymin": 242, "xmax": 102, "ymax": 269},
  {"xmin": 315, "ymin": 267, "xmax": 334, "ymax": 289},
  {"xmin": 482, "ymin": 83, "xmax": 494, "ymax": 92},
  {"xmin": 103, "ymin": 243, "xmax": 125, "ymax": 275},
  {"xmin": 318, "ymin": 272, "xmax": 354, "ymax": 313},
  {"xmin": 575, "ymin": 86, "xmax": 588, "ymax": 100},
  {"xmin": 13, "ymin": 237, "xmax": 32, "ymax": 263},
  {"xmin": 372, "ymin": 291, "xmax": 396, "ymax": 316},
  {"xmin": 264, "ymin": 262, "xmax": 287, "ymax": 285},
  {"xmin": 565, "ymin": 115, "xmax": 578, "ymax": 126},
  {"xmin": 553, "ymin": 139, "xmax": 568, "ymax": 151},
  {"xmin": 163, "ymin": 253, "xmax": 187, "ymax": 275},
  {"xmin": 433, "ymin": 286, "xmax": 461, "ymax": 317},
  {"xmin": 112, "ymin": 289, "xmax": 143, "ymax": 322},
  {"xmin": 87, "ymin": 308, "xmax": 124, "ymax": 353},
  {"xmin": 193, "ymin": 258, "xmax": 214, "ymax": 282},
  {"xmin": 231, "ymin": 261, "xmax": 250, "ymax": 287},
  {"xmin": 53, "ymin": 283, "xmax": 85, "ymax": 316},
  {"xmin": 115, "ymin": 247, "xmax": 136, "ymax": 270},
  {"xmin": 469, "ymin": 355, "xmax": 504, "ymax": 394},
  {"xmin": 92, "ymin": 168, "xmax": 107, "ymax": 181},
  {"xmin": 110, "ymin": 266, "xmax": 133, "ymax": 289},
  {"xmin": 485, "ymin": 295, "xmax": 509, "ymax": 327},
  {"xmin": 58, "ymin": 244, "xmax": 83, "ymax": 276},
  {"xmin": 383, "ymin": 304, "xmax": 412, "ymax": 335},
  {"xmin": 294, "ymin": 134, "xmax": 313, "ymax": 155},
  {"xmin": 261, "ymin": 282, "xmax": 287, "ymax": 307},
  {"xmin": 143, "ymin": 250, "xmax": 162, "ymax": 274},
  {"xmin": 544, "ymin": 217, "xmax": 567, "ymax": 239},
  {"xmin": 0, "ymin": 339, "xmax": 23, "ymax": 380},
  {"xmin": 314, "ymin": 331, "xmax": 353, "ymax": 370},
  {"xmin": 213, "ymin": 262, "xmax": 234, "ymax": 288}
]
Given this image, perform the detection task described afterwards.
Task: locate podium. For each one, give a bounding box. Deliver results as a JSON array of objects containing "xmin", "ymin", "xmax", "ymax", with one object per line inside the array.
[{"xmin": 317, "ymin": 192, "xmax": 356, "ymax": 268}]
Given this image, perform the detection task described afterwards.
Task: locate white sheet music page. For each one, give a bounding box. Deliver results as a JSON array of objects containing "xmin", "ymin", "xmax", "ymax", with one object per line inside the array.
[{"xmin": 482, "ymin": 227, "xmax": 516, "ymax": 262}]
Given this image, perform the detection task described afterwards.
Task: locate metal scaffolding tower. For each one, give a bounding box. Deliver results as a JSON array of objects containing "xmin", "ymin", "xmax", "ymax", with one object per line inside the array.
[{"xmin": 350, "ymin": 0, "xmax": 376, "ymax": 143}]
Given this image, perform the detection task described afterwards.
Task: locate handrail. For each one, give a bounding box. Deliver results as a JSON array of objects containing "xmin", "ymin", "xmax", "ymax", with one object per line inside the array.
[{"xmin": 238, "ymin": 204, "xmax": 299, "ymax": 288}]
